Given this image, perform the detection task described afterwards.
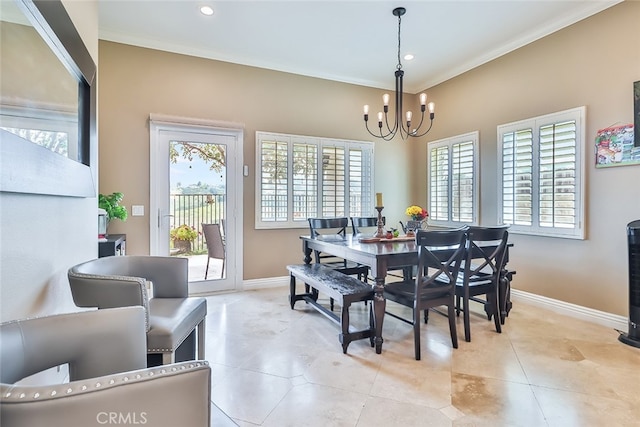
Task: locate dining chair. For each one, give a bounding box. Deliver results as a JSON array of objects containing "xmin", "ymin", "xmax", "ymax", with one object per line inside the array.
[
  {"xmin": 202, "ymin": 223, "xmax": 225, "ymax": 279},
  {"xmin": 383, "ymin": 228, "xmax": 467, "ymax": 360},
  {"xmin": 351, "ymin": 216, "xmax": 412, "ymax": 280},
  {"xmin": 350, "ymin": 216, "xmax": 385, "ymax": 235},
  {"xmin": 308, "ymin": 217, "xmax": 370, "ymax": 309},
  {"xmin": 455, "ymin": 225, "xmax": 509, "ymax": 342},
  {"xmin": 308, "ymin": 217, "xmax": 369, "ymax": 279}
]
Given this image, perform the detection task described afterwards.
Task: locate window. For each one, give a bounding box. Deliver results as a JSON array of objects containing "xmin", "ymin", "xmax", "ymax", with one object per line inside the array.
[
  {"xmin": 1, "ymin": 104, "xmax": 78, "ymax": 159},
  {"xmin": 498, "ymin": 106, "xmax": 585, "ymax": 239},
  {"xmin": 256, "ymin": 132, "xmax": 374, "ymax": 228},
  {"xmin": 427, "ymin": 131, "xmax": 479, "ymax": 226}
]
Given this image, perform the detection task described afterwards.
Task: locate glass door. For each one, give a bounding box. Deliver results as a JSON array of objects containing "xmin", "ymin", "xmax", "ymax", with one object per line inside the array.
[{"xmin": 150, "ymin": 121, "xmax": 242, "ymax": 293}]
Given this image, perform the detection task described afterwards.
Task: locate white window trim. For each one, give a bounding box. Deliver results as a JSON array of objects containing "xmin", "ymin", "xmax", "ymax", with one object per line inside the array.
[
  {"xmin": 427, "ymin": 131, "xmax": 479, "ymax": 227},
  {"xmin": 497, "ymin": 106, "xmax": 586, "ymax": 239},
  {"xmin": 255, "ymin": 131, "xmax": 374, "ymax": 229}
]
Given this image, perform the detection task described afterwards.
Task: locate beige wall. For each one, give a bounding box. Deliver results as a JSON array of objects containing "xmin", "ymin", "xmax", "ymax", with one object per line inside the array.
[
  {"xmin": 412, "ymin": 1, "xmax": 640, "ymax": 315},
  {"xmin": 99, "ymin": 1, "xmax": 639, "ymax": 315},
  {"xmin": 0, "ymin": 0, "xmax": 99, "ymax": 322},
  {"xmin": 98, "ymin": 43, "xmax": 414, "ymax": 279}
]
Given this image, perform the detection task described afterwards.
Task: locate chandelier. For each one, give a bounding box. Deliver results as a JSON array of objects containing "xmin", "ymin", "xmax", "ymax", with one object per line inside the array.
[{"xmin": 363, "ymin": 7, "xmax": 435, "ymax": 141}]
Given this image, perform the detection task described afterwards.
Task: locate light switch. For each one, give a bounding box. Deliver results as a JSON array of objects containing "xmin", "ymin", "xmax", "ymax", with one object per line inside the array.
[{"xmin": 132, "ymin": 205, "xmax": 145, "ymax": 216}]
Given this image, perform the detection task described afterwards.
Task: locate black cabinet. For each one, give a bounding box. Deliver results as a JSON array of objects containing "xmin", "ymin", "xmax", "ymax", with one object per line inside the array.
[{"xmin": 99, "ymin": 234, "xmax": 126, "ymax": 258}]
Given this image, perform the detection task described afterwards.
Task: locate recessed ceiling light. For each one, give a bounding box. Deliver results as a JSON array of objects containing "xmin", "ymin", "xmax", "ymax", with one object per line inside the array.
[
  {"xmin": 200, "ymin": 6, "xmax": 214, "ymax": 16},
  {"xmin": 404, "ymin": 54, "xmax": 414, "ymax": 61}
]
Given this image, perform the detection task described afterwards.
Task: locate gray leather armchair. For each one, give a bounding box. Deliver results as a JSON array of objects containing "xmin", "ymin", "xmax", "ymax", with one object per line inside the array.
[
  {"xmin": 0, "ymin": 307, "xmax": 211, "ymax": 427},
  {"xmin": 67, "ymin": 255, "xmax": 207, "ymax": 365}
]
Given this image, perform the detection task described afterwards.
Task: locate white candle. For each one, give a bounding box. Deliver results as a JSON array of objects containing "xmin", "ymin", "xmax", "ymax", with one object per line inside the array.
[{"xmin": 376, "ymin": 192, "xmax": 383, "ymax": 207}]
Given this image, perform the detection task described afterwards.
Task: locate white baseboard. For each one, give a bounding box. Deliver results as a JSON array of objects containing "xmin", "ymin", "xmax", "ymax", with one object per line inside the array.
[
  {"xmin": 510, "ymin": 288, "xmax": 628, "ymax": 331},
  {"xmin": 242, "ymin": 275, "xmax": 288, "ymax": 290},
  {"xmin": 238, "ymin": 278, "xmax": 629, "ymax": 332}
]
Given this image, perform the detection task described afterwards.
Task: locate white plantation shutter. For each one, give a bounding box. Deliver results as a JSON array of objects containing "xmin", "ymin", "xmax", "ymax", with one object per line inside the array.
[
  {"xmin": 256, "ymin": 132, "xmax": 374, "ymax": 228},
  {"xmin": 348, "ymin": 146, "xmax": 373, "ymax": 217},
  {"xmin": 292, "ymin": 141, "xmax": 317, "ymax": 222},
  {"xmin": 259, "ymin": 138, "xmax": 288, "ymax": 222},
  {"xmin": 452, "ymin": 141, "xmax": 475, "ymax": 222},
  {"xmin": 428, "ymin": 132, "xmax": 478, "ymax": 226},
  {"xmin": 539, "ymin": 121, "xmax": 576, "ymax": 229},
  {"xmin": 430, "ymin": 145, "xmax": 449, "ymax": 221},
  {"xmin": 498, "ymin": 107, "xmax": 584, "ymax": 239},
  {"xmin": 501, "ymin": 128, "xmax": 533, "ymax": 226},
  {"xmin": 321, "ymin": 144, "xmax": 346, "ymax": 217}
]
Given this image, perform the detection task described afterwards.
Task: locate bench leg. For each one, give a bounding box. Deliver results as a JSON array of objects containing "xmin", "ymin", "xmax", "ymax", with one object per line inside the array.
[
  {"xmin": 289, "ymin": 274, "xmax": 297, "ymax": 309},
  {"xmin": 340, "ymin": 300, "xmax": 350, "ymax": 354}
]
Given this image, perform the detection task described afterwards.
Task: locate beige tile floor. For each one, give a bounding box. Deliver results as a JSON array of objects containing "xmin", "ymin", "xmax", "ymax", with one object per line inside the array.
[{"xmin": 203, "ymin": 287, "xmax": 640, "ymax": 427}]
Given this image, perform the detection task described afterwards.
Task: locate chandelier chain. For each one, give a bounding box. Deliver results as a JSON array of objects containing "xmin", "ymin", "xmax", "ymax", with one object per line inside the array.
[{"xmin": 396, "ymin": 13, "xmax": 402, "ymax": 71}]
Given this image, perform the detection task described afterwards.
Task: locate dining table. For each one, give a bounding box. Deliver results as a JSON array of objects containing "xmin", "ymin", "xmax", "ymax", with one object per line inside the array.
[{"xmin": 300, "ymin": 233, "xmax": 513, "ymax": 354}]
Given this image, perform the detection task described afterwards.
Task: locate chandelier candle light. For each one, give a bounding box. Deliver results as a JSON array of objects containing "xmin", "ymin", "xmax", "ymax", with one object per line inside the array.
[{"xmin": 363, "ymin": 7, "xmax": 435, "ymax": 141}]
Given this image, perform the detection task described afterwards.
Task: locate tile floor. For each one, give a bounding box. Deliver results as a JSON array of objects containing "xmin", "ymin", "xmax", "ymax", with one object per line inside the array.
[{"xmin": 203, "ymin": 286, "xmax": 640, "ymax": 426}]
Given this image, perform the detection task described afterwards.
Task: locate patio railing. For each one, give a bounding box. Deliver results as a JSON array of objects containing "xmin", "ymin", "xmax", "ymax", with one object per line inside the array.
[{"xmin": 170, "ymin": 193, "xmax": 225, "ymax": 252}]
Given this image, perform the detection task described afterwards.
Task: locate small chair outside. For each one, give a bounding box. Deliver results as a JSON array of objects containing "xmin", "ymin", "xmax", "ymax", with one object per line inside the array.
[
  {"xmin": 202, "ymin": 223, "xmax": 225, "ymax": 279},
  {"xmin": 383, "ymin": 228, "xmax": 467, "ymax": 360}
]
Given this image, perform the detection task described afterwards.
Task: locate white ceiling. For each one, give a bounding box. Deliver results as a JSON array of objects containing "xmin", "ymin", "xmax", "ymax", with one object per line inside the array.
[{"xmin": 98, "ymin": 0, "xmax": 621, "ymax": 93}]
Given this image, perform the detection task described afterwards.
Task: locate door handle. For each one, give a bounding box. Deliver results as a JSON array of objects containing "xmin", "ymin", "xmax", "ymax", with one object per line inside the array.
[{"xmin": 157, "ymin": 210, "xmax": 174, "ymax": 227}]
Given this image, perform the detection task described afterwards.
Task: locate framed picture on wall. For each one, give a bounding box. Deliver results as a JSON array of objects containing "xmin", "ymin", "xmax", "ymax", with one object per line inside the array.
[
  {"xmin": 635, "ymin": 80, "xmax": 639, "ymax": 147},
  {"xmin": 595, "ymin": 81, "xmax": 640, "ymax": 168},
  {"xmin": 595, "ymin": 123, "xmax": 639, "ymax": 168}
]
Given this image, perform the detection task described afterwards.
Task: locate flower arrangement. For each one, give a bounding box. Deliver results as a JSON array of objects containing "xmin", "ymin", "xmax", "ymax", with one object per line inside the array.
[
  {"xmin": 405, "ymin": 205, "xmax": 429, "ymax": 221},
  {"xmin": 170, "ymin": 224, "xmax": 199, "ymax": 242}
]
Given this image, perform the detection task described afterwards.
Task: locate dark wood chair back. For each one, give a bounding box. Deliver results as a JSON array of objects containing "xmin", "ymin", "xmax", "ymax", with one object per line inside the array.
[
  {"xmin": 415, "ymin": 229, "xmax": 467, "ymax": 295},
  {"xmin": 383, "ymin": 228, "xmax": 467, "ymax": 359},
  {"xmin": 308, "ymin": 217, "xmax": 349, "ymax": 238},
  {"xmin": 456, "ymin": 225, "xmax": 509, "ymax": 342},
  {"xmin": 350, "ymin": 216, "xmax": 385, "ymax": 235},
  {"xmin": 307, "ymin": 217, "xmax": 369, "ymax": 281}
]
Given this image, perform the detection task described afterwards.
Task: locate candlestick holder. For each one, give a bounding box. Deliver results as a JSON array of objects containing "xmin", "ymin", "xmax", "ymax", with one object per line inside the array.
[{"xmin": 373, "ymin": 206, "xmax": 385, "ymax": 238}]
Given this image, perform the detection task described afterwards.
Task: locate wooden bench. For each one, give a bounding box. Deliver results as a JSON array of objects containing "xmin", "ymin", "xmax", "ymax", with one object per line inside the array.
[{"xmin": 287, "ymin": 263, "xmax": 375, "ymax": 353}]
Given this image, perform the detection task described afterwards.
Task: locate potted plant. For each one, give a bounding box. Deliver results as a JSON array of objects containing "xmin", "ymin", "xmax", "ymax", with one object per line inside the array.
[
  {"xmin": 98, "ymin": 192, "xmax": 128, "ymax": 233},
  {"xmin": 170, "ymin": 224, "xmax": 199, "ymax": 253}
]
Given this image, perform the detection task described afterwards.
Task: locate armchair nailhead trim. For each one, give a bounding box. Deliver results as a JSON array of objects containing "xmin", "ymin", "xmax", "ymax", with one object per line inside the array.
[{"xmin": 1, "ymin": 361, "xmax": 211, "ymax": 402}]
